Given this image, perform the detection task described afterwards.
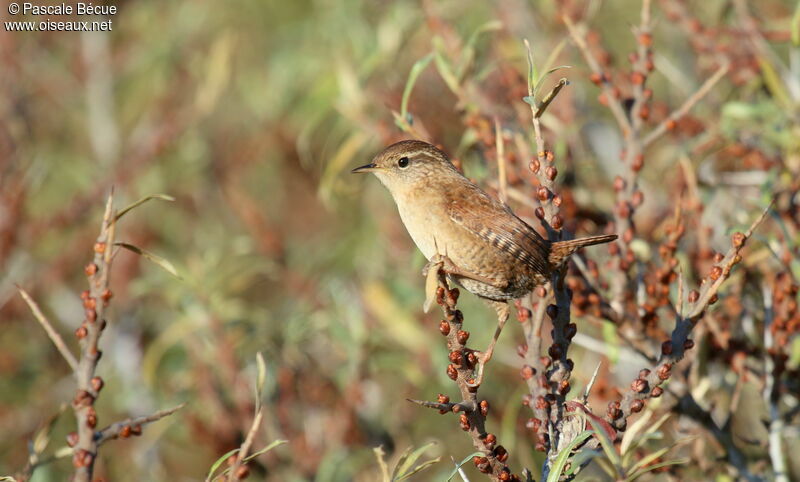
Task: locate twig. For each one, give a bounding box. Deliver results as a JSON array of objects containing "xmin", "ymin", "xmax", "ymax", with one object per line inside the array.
[
  {"xmin": 409, "ymin": 273, "xmax": 511, "ymax": 481},
  {"xmin": 72, "ymin": 191, "xmax": 116, "ymax": 482},
  {"xmin": 96, "ymin": 403, "xmax": 186, "ymax": 445},
  {"xmin": 521, "ymin": 38, "xmax": 576, "ymax": 469},
  {"xmin": 407, "ymin": 398, "xmax": 471, "ymax": 413},
  {"xmin": 227, "ymin": 406, "xmax": 264, "ymax": 482},
  {"xmin": 17, "ymin": 287, "xmax": 78, "ymax": 371},
  {"xmin": 562, "ymin": 16, "xmax": 632, "ymax": 135},
  {"xmin": 523, "ymin": 38, "xmax": 567, "ymax": 239},
  {"xmin": 610, "ymin": 204, "xmax": 771, "ymax": 435},
  {"xmin": 642, "ymin": 62, "xmax": 729, "ymax": 147}
]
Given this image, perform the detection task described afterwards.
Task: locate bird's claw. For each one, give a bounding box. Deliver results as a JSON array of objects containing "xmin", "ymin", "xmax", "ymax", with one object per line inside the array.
[{"xmin": 465, "ymin": 350, "xmax": 489, "ymax": 388}]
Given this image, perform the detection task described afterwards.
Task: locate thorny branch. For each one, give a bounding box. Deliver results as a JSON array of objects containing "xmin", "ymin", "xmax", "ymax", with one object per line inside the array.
[
  {"xmin": 520, "ymin": 39, "xmax": 582, "ymax": 476},
  {"xmin": 15, "ymin": 192, "xmax": 185, "ymax": 481},
  {"xmin": 564, "ymin": 1, "xmax": 727, "ymax": 323},
  {"xmin": 71, "ymin": 192, "xmax": 116, "ymax": 481},
  {"xmin": 607, "ymin": 205, "xmax": 771, "ymax": 435},
  {"xmin": 410, "ymin": 272, "xmax": 514, "ymax": 482},
  {"xmin": 226, "ymin": 403, "xmax": 265, "ymax": 481},
  {"xmin": 18, "ymin": 287, "xmax": 79, "ymax": 371},
  {"xmin": 96, "ymin": 403, "xmax": 186, "ymax": 445}
]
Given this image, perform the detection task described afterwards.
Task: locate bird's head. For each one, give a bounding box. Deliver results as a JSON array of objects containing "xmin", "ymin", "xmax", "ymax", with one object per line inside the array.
[{"xmin": 352, "ymin": 140, "xmax": 459, "ymax": 196}]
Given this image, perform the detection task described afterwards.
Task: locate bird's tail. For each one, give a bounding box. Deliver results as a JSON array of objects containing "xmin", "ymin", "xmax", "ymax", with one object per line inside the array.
[{"xmin": 549, "ymin": 234, "xmax": 618, "ymax": 267}]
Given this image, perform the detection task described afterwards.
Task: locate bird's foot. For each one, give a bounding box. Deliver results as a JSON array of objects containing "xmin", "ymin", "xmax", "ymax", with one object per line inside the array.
[
  {"xmin": 423, "ymin": 254, "xmax": 504, "ymax": 287},
  {"xmin": 465, "ymin": 301, "xmax": 510, "ymax": 388},
  {"xmin": 465, "ymin": 349, "xmax": 493, "ymax": 388},
  {"xmin": 422, "ymin": 254, "xmax": 469, "ymax": 313}
]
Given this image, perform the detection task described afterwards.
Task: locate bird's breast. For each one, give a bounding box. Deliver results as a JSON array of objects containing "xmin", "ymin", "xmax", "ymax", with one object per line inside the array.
[{"xmin": 395, "ymin": 191, "xmax": 443, "ymax": 261}]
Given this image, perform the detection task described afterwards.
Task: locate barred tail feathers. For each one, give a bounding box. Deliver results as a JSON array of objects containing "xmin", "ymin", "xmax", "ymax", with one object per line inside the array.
[{"xmin": 549, "ymin": 234, "xmax": 618, "ymax": 267}]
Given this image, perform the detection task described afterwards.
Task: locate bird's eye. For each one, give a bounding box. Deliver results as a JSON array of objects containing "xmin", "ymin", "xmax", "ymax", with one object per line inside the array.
[{"xmin": 397, "ymin": 157, "xmax": 410, "ymax": 168}]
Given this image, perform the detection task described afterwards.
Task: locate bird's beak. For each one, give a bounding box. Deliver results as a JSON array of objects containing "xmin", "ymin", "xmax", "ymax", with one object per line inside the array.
[{"xmin": 351, "ymin": 163, "xmax": 378, "ymax": 174}]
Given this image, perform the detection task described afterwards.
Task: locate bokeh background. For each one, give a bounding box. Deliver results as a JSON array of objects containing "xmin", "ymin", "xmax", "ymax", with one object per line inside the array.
[{"xmin": 1, "ymin": 0, "xmax": 799, "ymax": 480}]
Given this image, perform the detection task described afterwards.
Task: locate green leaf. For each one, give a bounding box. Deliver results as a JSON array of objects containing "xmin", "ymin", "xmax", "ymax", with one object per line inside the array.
[
  {"xmin": 629, "ymin": 458, "xmax": 689, "ymax": 480},
  {"xmin": 114, "ymin": 194, "xmax": 175, "ymax": 222},
  {"xmin": 206, "ymin": 448, "xmax": 240, "ymax": 481},
  {"xmin": 242, "ymin": 439, "xmax": 287, "ymax": 463},
  {"xmin": 564, "ymin": 448, "xmax": 602, "ymax": 476},
  {"xmin": 523, "ymin": 39, "xmax": 536, "ymax": 96},
  {"xmin": 400, "ymin": 54, "xmax": 434, "ymax": 121},
  {"xmin": 759, "ymin": 58, "xmax": 793, "ymax": 109},
  {"xmin": 587, "ymin": 416, "xmax": 620, "ymax": 468},
  {"xmin": 395, "ymin": 457, "xmax": 441, "ymax": 480},
  {"xmin": 792, "ymin": 1, "xmax": 800, "ymax": 46},
  {"xmin": 546, "ymin": 430, "xmax": 594, "ymax": 482},
  {"xmin": 722, "ymin": 101, "xmax": 758, "ymax": 120},
  {"xmin": 255, "ymin": 352, "xmax": 266, "ymax": 411},
  {"xmin": 622, "ymin": 433, "xmax": 664, "ymax": 468},
  {"xmin": 629, "ymin": 435, "xmax": 696, "ymax": 476},
  {"xmin": 540, "ymin": 37, "xmax": 569, "ymax": 80},
  {"xmin": 532, "ymin": 65, "xmax": 572, "ymax": 99},
  {"xmin": 620, "ymin": 410, "xmax": 654, "ymax": 455},
  {"xmin": 392, "ymin": 441, "xmax": 437, "ymax": 480},
  {"xmin": 115, "ymin": 242, "xmax": 181, "ymax": 279},
  {"xmin": 456, "ymin": 20, "xmax": 502, "ymax": 81},
  {"xmin": 628, "ymin": 446, "xmax": 673, "ymax": 474},
  {"xmin": 447, "ymin": 452, "xmax": 483, "ymax": 481},
  {"xmin": 433, "ymin": 43, "xmax": 460, "ymax": 94}
]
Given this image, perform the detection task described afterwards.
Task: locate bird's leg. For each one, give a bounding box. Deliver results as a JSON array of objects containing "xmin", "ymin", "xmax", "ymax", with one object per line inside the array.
[
  {"xmin": 422, "ymin": 253, "xmax": 506, "ymax": 313},
  {"xmin": 468, "ymin": 300, "xmax": 510, "ymax": 388},
  {"xmin": 422, "ymin": 253, "xmax": 505, "ymax": 287}
]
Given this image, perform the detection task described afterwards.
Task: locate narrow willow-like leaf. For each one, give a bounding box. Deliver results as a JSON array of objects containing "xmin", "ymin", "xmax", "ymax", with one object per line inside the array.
[
  {"xmin": 620, "ymin": 410, "xmax": 654, "ymax": 455},
  {"xmin": 400, "ymin": 54, "xmax": 434, "ymax": 121},
  {"xmin": 587, "ymin": 416, "xmax": 620, "ymax": 467},
  {"xmin": 629, "ymin": 458, "xmax": 690, "ymax": 480},
  {"xmin": 393, "ymin": 441, "xmax": 437, "ymax": 479},
  {"xmin": 115, "ymin": 242, "xmax": 180, "ymax": 278},
  {"xmin": 114, "ymin": 194, "xmax": 175, "ymax": 222},
  {"xmin": 242, "ymin": 439, "xmax": 287, "ymax": 463},
  {"xmin": 255, "ymin": 352, "xmax": 266, "ymax": 411},
  {"xmin": 446, "ymin": 452, "xmax": 482, "ymax": 481},
  {"xmin": 396, "ymin": 457, "xmax": 441, "ymax": 480},
  {"xmin": 433, "ymin": 44, "xmax": 460, "ymax": 94},
  {"xmin": 546, "ymin": 430, "xmax": 594, "ymax": 482},
  {"xmin": 456, "ymin": 20, "xmax": 502, "ymax": 81},
  {"xmin": 532, "ymin": 65, "xmax": 571, "ymax": 99},
  {"xmin": 205, "ymin": 448, "xmax": 239, "ymax": 481},
  {"xmin": 564, "ymin": 448, "xmax": 602, "ymax": 476}
]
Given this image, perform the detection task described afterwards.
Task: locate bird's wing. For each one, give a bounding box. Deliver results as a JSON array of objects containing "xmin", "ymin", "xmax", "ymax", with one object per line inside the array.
[{"xmin": 446, "ymin": 183, "xmax": 549, "ymax": 274}]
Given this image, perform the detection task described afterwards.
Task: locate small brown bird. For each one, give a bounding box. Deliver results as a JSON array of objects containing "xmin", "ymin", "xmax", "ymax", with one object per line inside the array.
[{"xmin": 353, "ymin": 140, "xmax": 616, "ymax": 383}]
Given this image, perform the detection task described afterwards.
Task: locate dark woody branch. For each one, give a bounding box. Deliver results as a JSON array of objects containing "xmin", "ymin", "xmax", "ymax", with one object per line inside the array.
[
  {"xmin": 607, "ymin": 205, "xmax": 771, "ymax": 433},
  {"xmin": 520, "ymin": 39, "xmax": 579, "ymax": 469},
  {"xmin": 96, "ymin": 404, "xmax": 186, "ymax": 445}
]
